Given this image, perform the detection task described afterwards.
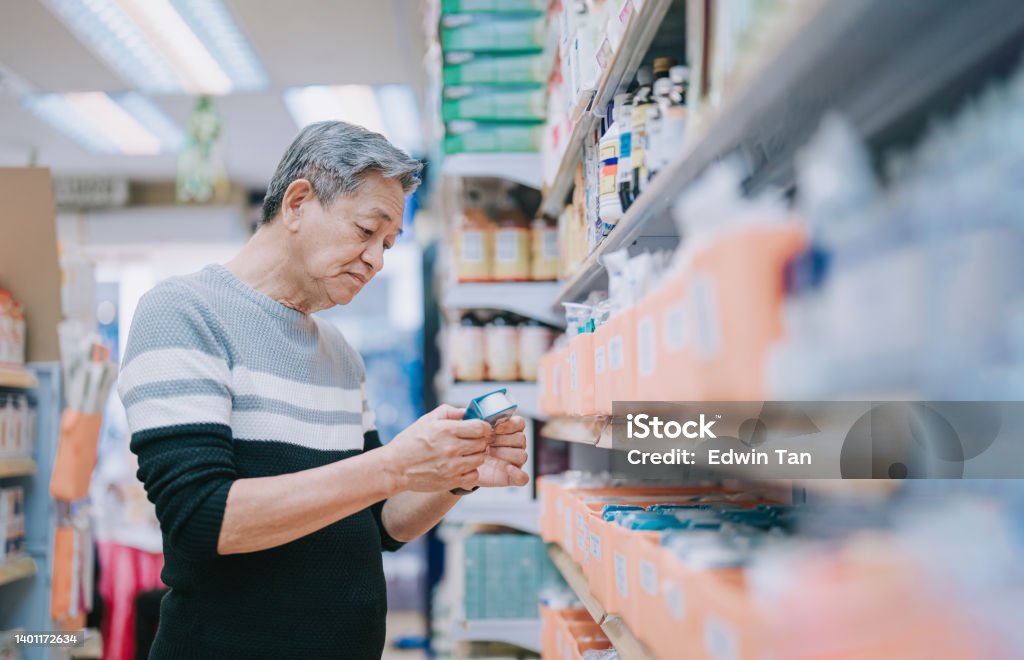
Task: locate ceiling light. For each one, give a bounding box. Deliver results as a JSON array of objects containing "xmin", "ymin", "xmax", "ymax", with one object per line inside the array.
[
  {"xmin": 41, "ymin": 0, "xmax": 268, "ymax": 95},
  {"xmin": 23, "ymin": 92, "xmax": 184, "ymax": 155},
  {"xmin": 284, "ymin": 85, "xmax": 423, "ymax": 156}
]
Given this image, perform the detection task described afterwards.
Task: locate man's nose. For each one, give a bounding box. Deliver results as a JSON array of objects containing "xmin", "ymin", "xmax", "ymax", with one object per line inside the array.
[{"xmin": 363, "ymin": 241, "xmax": 384, "ymax": 273}]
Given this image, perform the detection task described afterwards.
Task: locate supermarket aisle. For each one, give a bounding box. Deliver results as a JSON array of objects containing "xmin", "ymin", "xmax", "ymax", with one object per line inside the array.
[{"xmin": 2, "ymin": 0, "xmax": 1024, "ymax": 658}]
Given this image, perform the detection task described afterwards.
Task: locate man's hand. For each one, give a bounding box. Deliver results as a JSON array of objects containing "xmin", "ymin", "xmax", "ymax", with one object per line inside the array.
[
  {"xmin": 478, "ymin": 415, "xmax": 530, "ymax": 487},
  {"xmin": 383, "ymin": 404, "xmax": 491, "ymax": 493}
]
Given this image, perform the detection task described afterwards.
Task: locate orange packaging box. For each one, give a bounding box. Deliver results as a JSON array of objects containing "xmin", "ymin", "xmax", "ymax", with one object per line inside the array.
[
  {"xmin": 537, "ymin": 352, "xmax": 554, "ymax": 417},
  {"xmin": 604, "ymin": 307, "xmax": 637, "ymax": 404},
  {"xmin": 644, "ymin": 546, "xmax": 706, "ymax": 660},
  {"xmin": 591, "ymin": 323, "xmax": 613, "ymax": 415},
  {"xmin": 538, "ymin": 476, "xmax": 561, "ymax": 544},
  {"xmin": 643, "ymin": 270, "xmax": 702, "ymax": 401},
  {"xmin": 687, "ymin": 224, "xmax": 805, "ymax": 400},
  {"xmin": 695, "ymin": 569, "xmax": 764, "ymax": 660},
  {"xmin": 566, "ymin": 333, "xmax": 596, "ymax": 416}
]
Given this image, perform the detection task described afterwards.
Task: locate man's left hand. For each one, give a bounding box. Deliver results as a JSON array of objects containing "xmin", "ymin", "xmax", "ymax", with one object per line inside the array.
[{"xmin": 477, "ymin": 416, "xmax": 529, "ymax": 487}]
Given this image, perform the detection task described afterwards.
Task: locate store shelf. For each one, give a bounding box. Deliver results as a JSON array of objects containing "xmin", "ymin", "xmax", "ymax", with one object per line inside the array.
[
  {"xmin": 442, "ymin": 153, "xmax": 543, "ymax": 190},
  {"xmin": 443, "ymin": 281, "xmax": 564, "ymax": 327},
  {"xmin": 539, "ymin": 93, "xmax": 596, "ymax": 218},
  {"xmin": 555, "ymin": 0, "xmax": 1024, "ymax": 306},
  {"xmin": 0, "ymin": 557, "xmax": 37, "ymax": 588},
  {"xmin": 590, "ymin": 0, "xmax": 674, "ymax": 118},
  {"xmin": 450, "ymin": 618, "xmax": 541, "ymax": 652},
  {"xmin": 442, "ymin": 381, "xmax": 544, "ymax": 421},
  {"xmin": 548, "ymin": 545, "xmax": 654, "ymax": 660},
  {"xmin": 0, "ymin": 367, "xmax": 38, "ymax": 389},
  {"xmin": 447, "ymin": 497, "xmax": 541, "ymax": 535},
  {"xmin": 0, "ymin": 457, "xmax": 37, "ymax": 479},
  {"xmin": 538, "ymin": 0, "xmax": 674, "ymax": 219}
]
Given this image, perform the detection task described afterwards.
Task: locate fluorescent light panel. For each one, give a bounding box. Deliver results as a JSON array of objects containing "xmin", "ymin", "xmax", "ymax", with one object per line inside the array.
[
  {"xmin": 23, "ymin": 92, "xmax": 184, "ymax": 155},
  {"xmin": 284, "ymin": 85, "xmax": 423, "ymax": 156},
  {"xmin": 41, "ymin": 0, "xmax": 267, "ymax": 95}
]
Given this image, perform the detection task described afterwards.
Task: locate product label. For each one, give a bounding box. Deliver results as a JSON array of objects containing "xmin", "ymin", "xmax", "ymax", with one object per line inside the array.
[
  {"xmin": 608, "ymin": 335, "xmax": 624, "ymax": 371},
  {"xmin": 569, "ymin": 350, "xmax": 578, "ymax": 391},
  {"xmin": 637, "ymin": 316, "xmax": 656, "ymax": 377},
  {"xmin": 596, "ymin": 36, "xmax": 613, "ymax": 70},
  {"xmin": 639, "ymin": 559, "xmax": 657, "ymax": 596},
  {"xmin": 665, "ymin": 302, "xmax": 687, "ymax": 351},
  {"xmin": 692, "ymin": 273, "xmax": 724, "ymax": 359},
  {"xmin": 619, "ymin": 0, "xmax": 634, "ymax": 24},
  {"xmin": 495, "ymin": 229, "xmax": 520, "ymax": 263},
  {"xmin": 460, "ymin": 231, "xmax": 484, "ymax": 263},
  {"xmin": 614, "ymin": 552, "xmax": 629, "ymax": 598},
  {"xmin": 589, "ymin": 532, "xmax": 602, "ymax": 561},
  {"xmin": 705, "ymin": 615, "xmax": 739, "ymax": 660},
  {"xmin": 565, "ymin": 509, "xmax": 573, "ymax": 549},
  {"xmin": 552, "ymin": 364, "xmax": 562, "ymax": 395},
  {"xmin": 594, "ymin": 344, "xmax": 606, "ymax": 375},
  {"xmin": 542, "ymin": 229, "xmax": 559, "ymax": 259},
  {"xmin": 665, "ymin": 583, "xmax": 686, "ymax": 621}
]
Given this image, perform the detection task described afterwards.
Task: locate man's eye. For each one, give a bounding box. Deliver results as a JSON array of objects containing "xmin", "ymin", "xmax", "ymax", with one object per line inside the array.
[{"xmin": 358, "ymin": 226, "xmax": 373, "ymax": 237}]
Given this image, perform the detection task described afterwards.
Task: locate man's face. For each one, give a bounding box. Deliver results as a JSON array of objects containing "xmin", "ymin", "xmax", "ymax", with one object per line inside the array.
[{"xmin": 294, "ymin": 171, "xmax": 405, "ymax": 307}]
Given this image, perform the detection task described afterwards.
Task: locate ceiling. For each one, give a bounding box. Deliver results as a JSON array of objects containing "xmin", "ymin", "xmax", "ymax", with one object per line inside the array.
[{"xmin": 0, "ymin": 0, "xmax": 428, "ymax": 189}]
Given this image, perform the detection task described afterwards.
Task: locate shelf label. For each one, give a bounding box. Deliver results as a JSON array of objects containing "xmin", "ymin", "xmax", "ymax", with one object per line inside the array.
[
  {"xmin": 637, "ymin": 316, "xmax": 656, "ymax": 376},
  {"xmin": 594, "ymin": 344, "xmax": 606, "ymax": 375},
  {"xmin": 665, "ymin": 302, "xmax": 687, "ymax": 352},
  {"xmin": 576, "ymin": 512, "xmax": 587, "ymax": 554},
  {"xmin": 543, "ymin": 229, "xmax": 559, "ymax": 259},
  {"xmin": 608, "ymin": 335, "xmax": 624, "ymax": 371},
  {"xmin": 705, "ymin": 615, "xmax": 739, "ymax": 660},
  {"xmin": 692, "ymin": 273, "xmax": 723, "ymax": 359},
  {"xmin": 565, "ymin": 510, "xmax": 573, "ymax": 549},
  {"xmin": 665, "ymin": 582, "xmax": 686, "ymax": 621},
  {"xmin": 614, "ymin": 552, "xmax": 629, "ymax": 598},
  {"xmin": 569, "ymin": 351, "xmax": 578, "ymax": 391},
  {"xmin": 639, "ymin": 559, "xmax": 657, "ymax": 595},
  {"xmin": 589, "ymin": 532, "xmax": 602, "ymax": 561}
]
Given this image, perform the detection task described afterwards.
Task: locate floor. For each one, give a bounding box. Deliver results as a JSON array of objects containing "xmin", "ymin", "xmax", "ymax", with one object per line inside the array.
[{"xmin": 383, "ymin": 610, "xmax": 428, "ymax": 660}]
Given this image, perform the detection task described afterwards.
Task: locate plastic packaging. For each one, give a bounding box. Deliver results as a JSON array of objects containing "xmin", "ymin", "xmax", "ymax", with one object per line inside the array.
[
  {"xmin": 562, "ymin": 302, "xmax": 593, "ymax": 335},
  {"xmin": 484, "ymin": 314, "xmax": 520, "ymax": 381},
  {"xmin": 452, "ymin": 314, "xmax": 486, "ymax": 381}
]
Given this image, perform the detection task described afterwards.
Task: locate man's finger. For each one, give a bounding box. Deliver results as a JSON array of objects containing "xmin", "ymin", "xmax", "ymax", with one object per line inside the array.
[
  {"xmin": 433, "ymin": 404, "xmax": 467, "ymax": 421},
  {"xmin": 493, "ymin": 415, "xmax": 526, "ymax": 435},
  {"xmin": 505, "ymin": 464, "xmax": 529, "ymax": 487},
  {"xmin": 456, "ymin": 469, "xmax": 480, "ymax": 491},
  {"xmin": 458, "ymin": 438, "xmax": 489, "ymax": 456},
  {"xmin": 445, "ymin": 419, "xmax": 491, "ymax": 438},
  {"xmin": 489, "ymin": 431, "xmax": 526, "ymax": 449},
  {"xmin": 487, "ymin": 447, "xmax": 528, "ymax": 467}
]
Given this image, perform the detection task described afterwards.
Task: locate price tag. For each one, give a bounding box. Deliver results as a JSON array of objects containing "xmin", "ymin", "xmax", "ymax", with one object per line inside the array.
[
  {"xmin": 692, "ymin": 274, "xmax": 723, "ymax": 359},
  {"xmin": 639, "ymin": 559, "xmax": 657, "ymax": 595},
  {"xmin": 705, "ymin": 615, "xmax": 739, "ymax": 660},
  {"xmin": 589, "ymin": 532, "xmax": 602, "ymax": 561},
  {"xmin": 495, "ymin": 229, "xmax": 519, "ymax": 263},
  {"xmin": 569, "ymin": 350, "xmax": 578, "ymax": 391},
  {"xmin": 665, "ymin": 302, "xmax": 686, "ymax": 351},
  {"xmin": 460, "ymin": 231, "xmax": 484, "ymax": 263},
  {"xmin": 594, "ymin": 344, "xmax": 606, "ymax": 375},
  {"xmin": 665, "ymin": 582, "xmax": 686, "ymax": 621},
  {"xmin": 608, "ymin": 335, "xmax": 624, "ymax": 371},
  {"xmin": 614, "ymin": 552, "xmax": 629, "ymax": 598}
]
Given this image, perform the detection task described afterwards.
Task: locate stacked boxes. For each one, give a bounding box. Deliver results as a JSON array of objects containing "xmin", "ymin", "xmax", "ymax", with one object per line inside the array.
[
  {"xmin": 439, "ymin": 3, "xmax": 549, "ymax": 154},
  {"xmin": 463, "ymin": 532, "xmax": 565, "ymax": 619}
]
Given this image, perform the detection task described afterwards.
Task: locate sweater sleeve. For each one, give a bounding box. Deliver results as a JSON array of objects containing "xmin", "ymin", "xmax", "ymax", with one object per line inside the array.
[
  {"xmin": 361, "ymin": 383, "xmax": 404, "ymax": 552},
  {"xmin": 118, "ymin": 283, "xmax": 237, "ymax": 559}
]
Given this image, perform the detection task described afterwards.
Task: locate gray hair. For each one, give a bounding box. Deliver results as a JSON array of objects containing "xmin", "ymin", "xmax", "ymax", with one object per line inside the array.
[{"xmin": 261, "ymin": 121, "xmax": 422, "ymax": 225}]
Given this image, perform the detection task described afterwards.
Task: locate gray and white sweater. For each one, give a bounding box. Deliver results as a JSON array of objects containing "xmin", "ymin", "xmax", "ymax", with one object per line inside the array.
[{"xmin": 118, "ymin": 263, "xmax": 400, "ymax": 660}]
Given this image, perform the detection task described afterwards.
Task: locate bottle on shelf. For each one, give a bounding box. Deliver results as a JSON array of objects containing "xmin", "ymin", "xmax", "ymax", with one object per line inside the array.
[
  {"xmin": 493, "ymin": 189, "xmax": 532, "ymax": 282},
  {"xmin": 484, "ymin": 314, "xmax": 520, "ymax": 381},
  {"xmin": 454, "ymin": 191, "xmax": 494, "ymax": 283},
  {"xmin": 629, "ymin": 66, "xmax": 654, "ymax": 200},
  {"xmin": 598, "ymin": 94, "xmax": 626, "ymax": 237},
  {"xmin": 616, "ymin": 92, "xmax": 635, "ymax": 212},
  {"xmin": 642, "ymin": 56, "xmax": 678, "ymax": 191},
  {"xmin": 452, "ymin": 313, "xmax": 486, "ymax": 382},
  {"xmin": 530, "ymin": 216, "xmax": 559, "ymax": 281},
  {"xmin": 518, "ymin": 319, "xmax": 553, "ymax": 381}
]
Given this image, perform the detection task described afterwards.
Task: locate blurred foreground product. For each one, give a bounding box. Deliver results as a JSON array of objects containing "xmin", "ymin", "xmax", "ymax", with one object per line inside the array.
[{"xmin": 0, "ymin": 289, "xmax": 26, "ymax": 367}]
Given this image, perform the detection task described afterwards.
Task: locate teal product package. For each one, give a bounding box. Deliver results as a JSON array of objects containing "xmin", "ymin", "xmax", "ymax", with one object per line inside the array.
[{"xmin": 462, "ymin": 388, "xmax": 517, "ymax": 427}]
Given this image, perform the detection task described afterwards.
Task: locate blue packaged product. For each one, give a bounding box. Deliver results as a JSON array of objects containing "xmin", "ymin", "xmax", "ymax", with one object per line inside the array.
[
  {"xmin": 601, "ymin": 504, "xmax": 645, "ymax": 521},
  {"xmin": 619, "ymin": 512, "xmax": 688, "ymax": 531}
]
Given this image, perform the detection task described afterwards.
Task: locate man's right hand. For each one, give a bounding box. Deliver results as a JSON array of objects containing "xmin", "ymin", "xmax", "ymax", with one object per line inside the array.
[{"xmin": 382, "ymin": 404, "xmax": 491, "ymax": 493}]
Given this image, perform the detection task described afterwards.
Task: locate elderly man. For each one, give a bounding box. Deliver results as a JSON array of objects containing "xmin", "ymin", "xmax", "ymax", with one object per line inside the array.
[{"xmin": 118, "ymin": 121, "xmax": 529, "ymax": 659}]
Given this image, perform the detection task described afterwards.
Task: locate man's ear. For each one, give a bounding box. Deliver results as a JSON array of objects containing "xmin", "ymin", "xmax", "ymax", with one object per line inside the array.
[{"xmin": 281, "ymin": 179, "xmax": 315, "ymax": 231}]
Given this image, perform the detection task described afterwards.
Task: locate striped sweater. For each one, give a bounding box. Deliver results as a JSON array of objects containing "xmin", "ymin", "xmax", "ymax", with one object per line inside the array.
[{"xmin": 119, "ymin": 264, "xmax": 401, "ymax": 660}]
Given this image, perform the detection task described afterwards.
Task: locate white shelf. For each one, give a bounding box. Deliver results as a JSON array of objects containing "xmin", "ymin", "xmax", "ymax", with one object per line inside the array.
[
  {"xmin": 0, "ymin": 557, "xmax": 37, "ymax": 588},
  {"xmin": 0, "ymin": 367, "xmax": 38, "ymax": 389},
  {"xmin": 442, "ymin": 153, "xmax": 543, "ymax": 189},
  {"xmin": 446, "ymin": 497, "xmax": 541, "ymax": 535},
  {"xmin": 0, "ymin": 458, "xmax": 37, "ymax": 479},
  {"xmin": 443, "ymin": 281, "xmax": 563, "ymax": 327},
  {"xmin": 442, "ymin": 381, "xmax": 543, "ymax": 421},
  {"xmin": 450, "ymin": 618, "xmax": 541, "ymax": 653},
  {"xmin": 555, "ymin": 0, "xmax": 1024, "ymax": 307}
]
